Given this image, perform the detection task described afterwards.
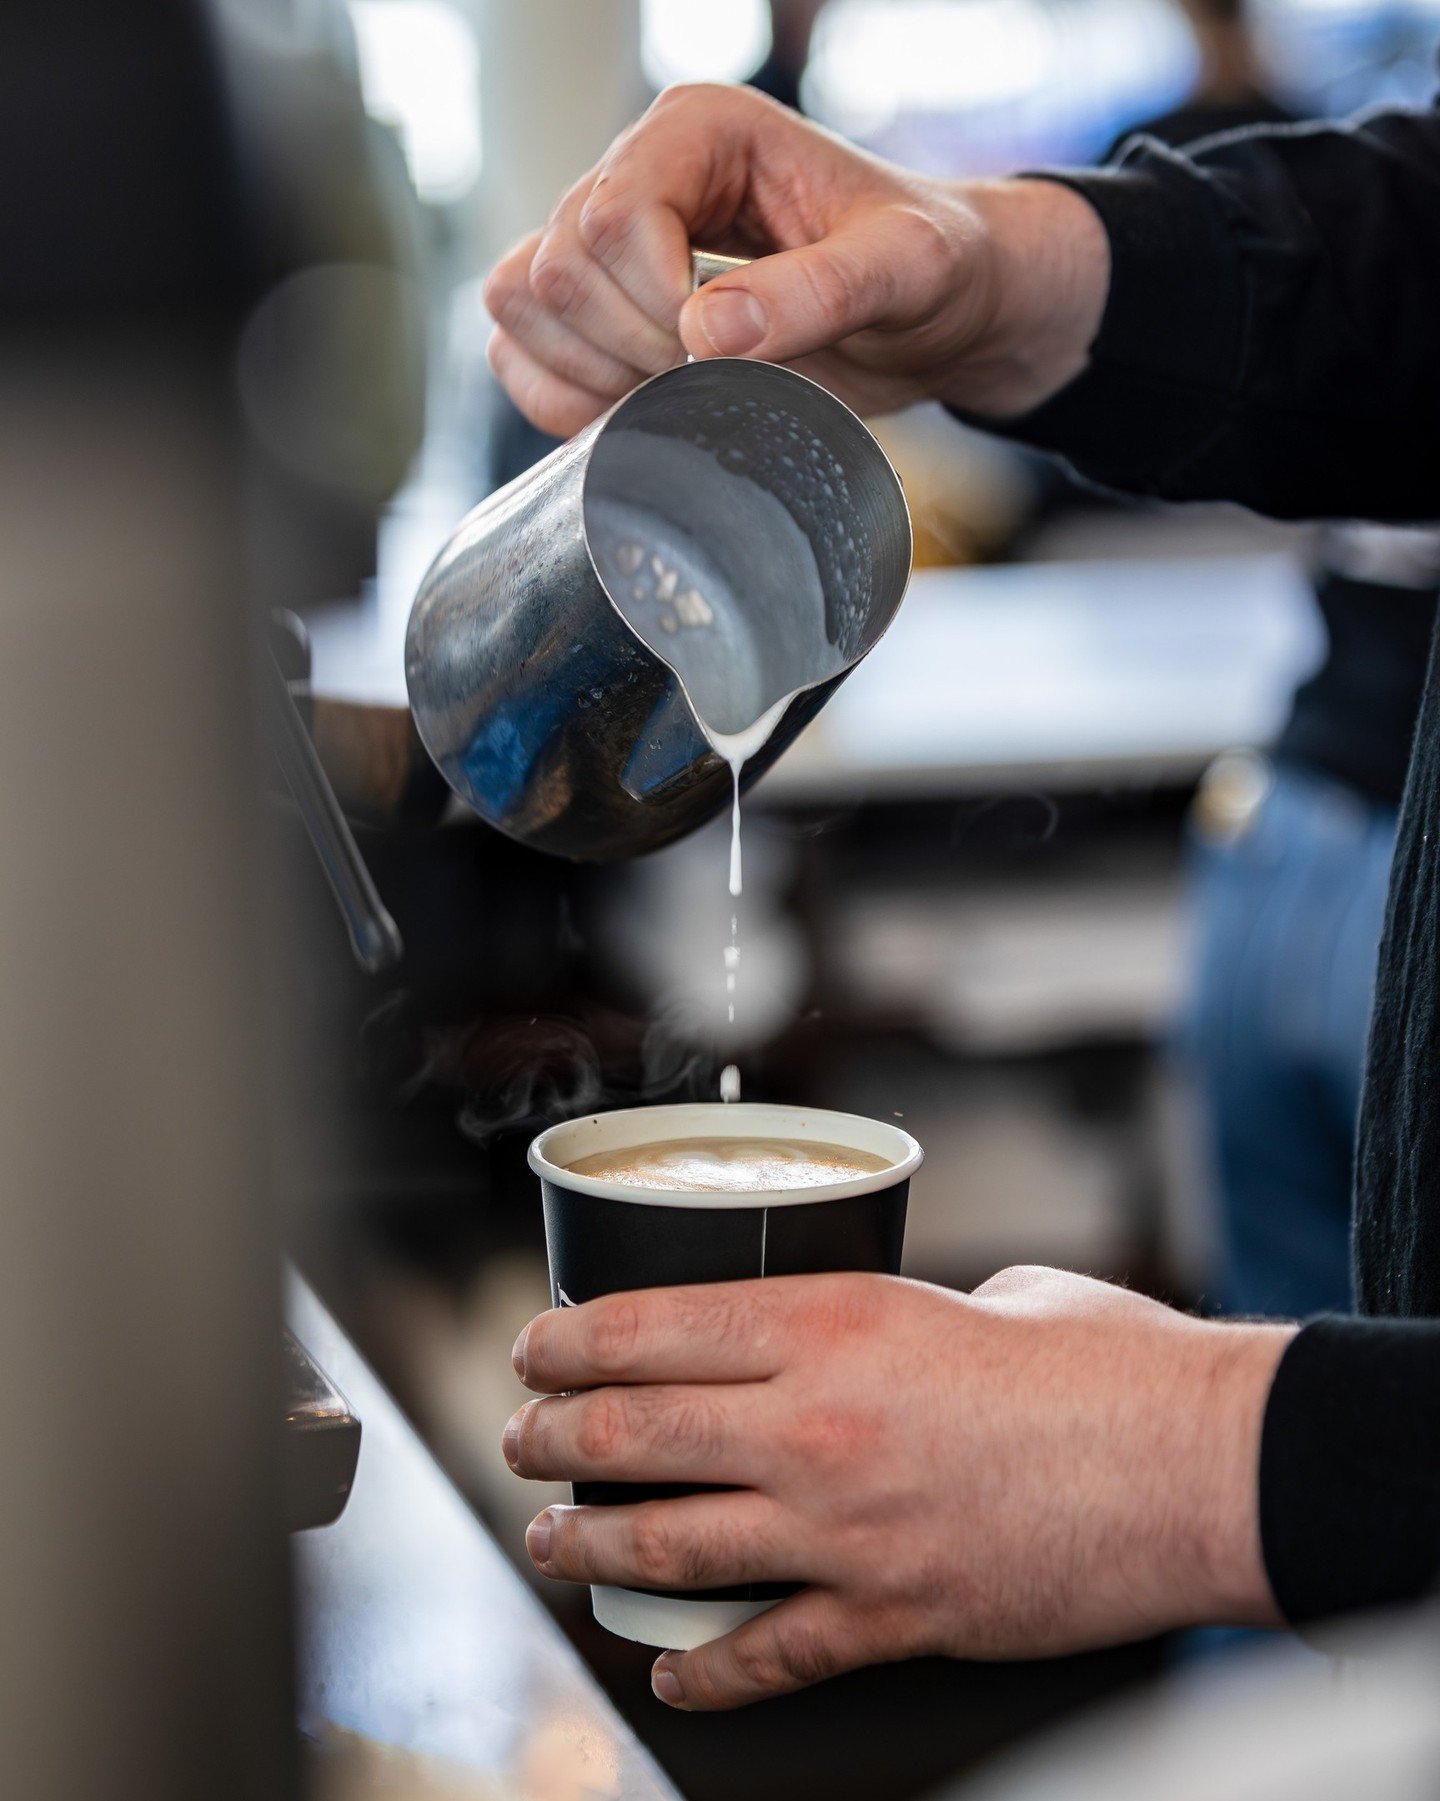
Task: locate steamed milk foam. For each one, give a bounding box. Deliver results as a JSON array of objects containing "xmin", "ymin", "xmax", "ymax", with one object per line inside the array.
[
  {"xmin": 568, "ymin": 1135, "xmax": 890, "ymax": 1193},
  {"xmin": 588, "ymin": 434, "xmax": 848, "ymax": 1105}
]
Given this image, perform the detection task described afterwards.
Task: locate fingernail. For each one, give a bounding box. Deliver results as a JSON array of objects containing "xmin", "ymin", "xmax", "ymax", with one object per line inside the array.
[
  {"xmin": 511, "ymin": 1323, "xmax": 530, "ymax": 1379},
  {"xmin": 699, "ymin": 287, "xmax": 767, "ymax": 355},
  {"xmin": 652, "ymin": 1659, "xmax": 685, "ymax": 1707},
  {"xmin": 501, "ymin": 1409, "xmax": 524, "ymax": 1469},
  {"xmin": 526, "ymin": 1510, "xmax": 553, "ymax": 1565}
]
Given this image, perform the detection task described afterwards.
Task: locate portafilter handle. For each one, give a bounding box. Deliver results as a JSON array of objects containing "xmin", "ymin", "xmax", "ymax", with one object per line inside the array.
[{"xmin": 264, "ymin": 630, "xmax": 403, "ymax": 975}]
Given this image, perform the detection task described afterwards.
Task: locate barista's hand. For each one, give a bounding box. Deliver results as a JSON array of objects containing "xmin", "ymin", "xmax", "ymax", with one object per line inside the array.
[
  {"xmin": 483, "ymin": 83, "xmax": 1108, "ymax": 435},
  {"xmin": 503, "ymin": 1268, "xmax": 1293, "ymax": 1710}
]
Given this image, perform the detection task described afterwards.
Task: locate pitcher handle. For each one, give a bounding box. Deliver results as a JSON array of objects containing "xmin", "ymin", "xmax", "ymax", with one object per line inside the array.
[{"xmin": 690, "ymin": 250, "xmax": 750, "ymax": 290}]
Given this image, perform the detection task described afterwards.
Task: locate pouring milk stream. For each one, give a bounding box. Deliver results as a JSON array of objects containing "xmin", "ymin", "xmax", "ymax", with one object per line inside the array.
[
  {"xmin": 587, "ymin": 249, "xmax": 864, "ymax": 1103},
  {"xmin": 587, "ymin": 491, "xmax": 828, "ymax": 1102}
]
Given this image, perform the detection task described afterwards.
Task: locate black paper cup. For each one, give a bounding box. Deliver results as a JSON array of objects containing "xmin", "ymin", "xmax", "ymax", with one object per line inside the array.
[{"xmin": 527, "ymin": 1100, "xmax": 921, "ymax": 1650}]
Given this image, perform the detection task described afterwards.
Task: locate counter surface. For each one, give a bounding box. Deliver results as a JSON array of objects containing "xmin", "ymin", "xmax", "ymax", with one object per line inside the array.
[{"xmin": 290, "ymin": 1273, "xmax": 680, "ymax": 1801}]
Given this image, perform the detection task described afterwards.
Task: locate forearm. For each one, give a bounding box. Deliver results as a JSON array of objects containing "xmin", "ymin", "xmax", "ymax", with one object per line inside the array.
[{"xmin": 1048, "ymin": 1302, "xmax": 1294, "ymax": 1640}]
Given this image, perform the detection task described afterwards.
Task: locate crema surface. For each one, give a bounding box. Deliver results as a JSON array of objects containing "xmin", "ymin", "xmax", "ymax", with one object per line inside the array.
[{"xmin": 566, "ymin": 1135, "xmax": 890, "ymax": 1193}]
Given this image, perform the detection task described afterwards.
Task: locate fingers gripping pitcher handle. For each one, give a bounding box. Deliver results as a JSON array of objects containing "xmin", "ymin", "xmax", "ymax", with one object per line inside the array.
[{"xmin": 687, "ymin": 252, "xmax": 750, "ymax": 365}]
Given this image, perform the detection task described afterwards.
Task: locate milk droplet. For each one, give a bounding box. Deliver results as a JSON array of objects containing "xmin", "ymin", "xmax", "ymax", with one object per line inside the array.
[{"xmin": 720, "ymin": 1064, "xmax": 741, "ymax": 1103}]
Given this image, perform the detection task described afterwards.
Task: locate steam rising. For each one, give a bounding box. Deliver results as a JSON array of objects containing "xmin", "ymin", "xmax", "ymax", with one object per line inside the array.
[{"xmin": 438, "ymin": 1007, "xmax": 727, "ymax": 1149}]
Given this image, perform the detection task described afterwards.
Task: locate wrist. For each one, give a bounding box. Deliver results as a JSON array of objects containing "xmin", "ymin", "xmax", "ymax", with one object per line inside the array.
[
  {"xmin": 942, "ymin": 177, "xmax": 1110, "ymax": 419},
  {"xmin": 1180, "ymin": 1320, "xmax": 1297, "ymax": 1628}
]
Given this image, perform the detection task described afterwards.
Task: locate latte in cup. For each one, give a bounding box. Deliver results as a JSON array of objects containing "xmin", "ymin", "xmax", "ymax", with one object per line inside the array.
[
  {"xmin": 565, "ymin": 1135, "xmax": 892, "ymax": 1193},
  {"xmin": 530, "ymin": 1102, "xmax": 922, "ymax": 1652}
]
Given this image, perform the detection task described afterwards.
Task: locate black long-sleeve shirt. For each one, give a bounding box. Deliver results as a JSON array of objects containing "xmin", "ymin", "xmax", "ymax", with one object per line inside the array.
[{"xmin": 983, "ymin": 97, "xmax": 1440, "ymax": 1626}]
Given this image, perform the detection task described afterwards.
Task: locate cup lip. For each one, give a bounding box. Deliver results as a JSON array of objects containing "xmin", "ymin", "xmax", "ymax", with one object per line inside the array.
[{"xmin": 528, "ymin": 1100, "xmax": 922, "ymax": 1210}]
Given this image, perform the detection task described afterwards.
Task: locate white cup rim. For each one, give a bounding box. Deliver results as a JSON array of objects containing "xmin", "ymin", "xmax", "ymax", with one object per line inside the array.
[{"xmin": 528, "ymin": 1100, "xmax": 922, "ymax": 1210}]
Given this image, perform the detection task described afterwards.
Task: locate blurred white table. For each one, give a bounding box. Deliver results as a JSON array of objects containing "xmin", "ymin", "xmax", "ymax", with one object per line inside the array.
[{"xmin": 759, "ymin": 553, "xmax": 1321, "ymax": 803}]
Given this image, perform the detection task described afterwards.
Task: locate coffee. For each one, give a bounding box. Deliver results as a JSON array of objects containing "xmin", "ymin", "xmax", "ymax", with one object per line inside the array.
[
  {"xmin": 531, "ymin": 1101, "xmax": 922, "ymax": 1649},
  {"xmin": 566, "ymin": 1135, "xmax": 891, "ymax": 1193}
]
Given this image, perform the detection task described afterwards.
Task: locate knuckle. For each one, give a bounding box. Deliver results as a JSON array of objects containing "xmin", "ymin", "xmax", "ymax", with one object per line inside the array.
[
  {"xmin": 649, "ymin": 80, "xmax": 699, "ymax": 115},
  {"xmin": 654, "ymin": 80, "xmax": 741, "ymax": 115},
  {"xmin": 974, "ymin": 1263, "xmax": 1049, "ymax": 1299},
  {"xmin": 588, "ymin": 1295, "xmax": 643, "ymax": 1377},
  {"xmin": 793, "ymin": 248, "xmax": 854, "ymax": 329},
  {"xmin": 481, "ymin": 260, "xmax": 522, "ymax": 325},
  {"xmin": 675, "ymin": 1286, "xmax": 745, "ymax": 1356},
  {"xmin": 728, "ymin": 1632, "xmax": 788, "ymax": 1695},
  {"xmin": 512, "ymin": 1398, "xmax": 544, "ymax": 1468},
  {"xmin": 806, "ymin": 1271, "xmax": 885, "ymax": 1340},
  {"xmin": 677, "ymin": 1516, "xmax": 743, "ymax": 1588},
  {"xmin": 549, "ymin": 1510, "xmax": 599, "ymax": 1581},
  {"xmin": 577, "ymin": 190, "xmax": 632, "ymax": 259},
  {"xmin": 635, "ymin": 1509, "xmax": 741, "ymax": 1589},
  {"xmin": 486, "ymin": 335, "xmax": 550, "ymax": 428},
  {"xmin": 575, "ymin": 1391, "xmax": 628, "ymax": 1465},
  {"xmin": 891, "ymin": 199, "xmax": 962, "ymax": 284},
  {"xmin": 529, "ymin": 244, "xmax": 585, "ymax": 313},
  {"xmin": 638, "ymin": 1388, "xmax": 725, "ymax": 1464},
  {"xmin": 628, "ymin": 1513, "xmax": 677, "ymax": 1587},
  {"xmin": 771, "ymin": 1620, "xmax": 833, "ymax": 1689},
  {"xmin": 486, "ymin": 323, "xmax": 518, "ymax": 372},
  {"xmin": 793, "ymin": 1399, "xmax": 875, "ymax": 1472},
  {"xmin": 544, "ymin": 342, "xmax": 588, "ymax": 387},
  {"xmin": 515, "ymin": 1313, "xmax": 549, "ymax": 1385},
  {"xmin": 678, "ymin": 1653, "xmax": 727, "ymax": 1709},
  {"xmin": 848, "ymin": 1595, "xmax": 919, "ymax": 1661}
]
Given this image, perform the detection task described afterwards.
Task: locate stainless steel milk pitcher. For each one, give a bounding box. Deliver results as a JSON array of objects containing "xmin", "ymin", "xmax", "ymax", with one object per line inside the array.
[{"xmin": 405, "ymin": 257, "xmax": 912, "ymax": 861}]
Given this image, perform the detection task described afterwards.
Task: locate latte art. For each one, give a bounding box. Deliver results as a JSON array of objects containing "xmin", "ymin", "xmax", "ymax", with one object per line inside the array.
[{"xmin": 565, "ymin": 1135, "xmax": 891, "ymax": 1194}]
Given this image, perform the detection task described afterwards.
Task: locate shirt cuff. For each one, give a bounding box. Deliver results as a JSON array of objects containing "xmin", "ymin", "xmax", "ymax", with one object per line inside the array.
[
  {"xmin": 1260, "ymin": 1315, "xmax": 1440, "ymax": 1627},
  {"xmin": 960, "ymin": 156, "xmax": 1246, "ymax": 492}
]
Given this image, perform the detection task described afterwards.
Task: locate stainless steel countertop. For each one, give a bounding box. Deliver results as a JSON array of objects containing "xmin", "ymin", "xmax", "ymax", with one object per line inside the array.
[{"xmin": 290, "ymin": 1273, "xmax": 679, "ymax": 1800}]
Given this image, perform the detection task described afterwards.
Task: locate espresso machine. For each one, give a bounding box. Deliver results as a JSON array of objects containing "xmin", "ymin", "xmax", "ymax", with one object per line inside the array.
[{"xmin": 0, "ymin": 4, "xmax": 419, "ymax": 1795}]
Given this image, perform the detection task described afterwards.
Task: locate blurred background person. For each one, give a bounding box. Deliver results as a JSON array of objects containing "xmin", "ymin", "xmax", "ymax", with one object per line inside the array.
[
  {"xmin": 1183, "ymin": 533, "xmax": 1439, "ymax": 1319},
  {"xmin": 1103, "ymin": 0, "xmax": 1296, "ymax": 149},
  {"xmin": 748, "ymin": 0, "xmax": 831, "ymax": 110},
  {"xmin": 1096, "ymin": 0, "xmax": 1440, "ymax": 1321},
  {"xmin": 1006, "ymin": 0, "xmax": 1440, "ymax": 1326}
]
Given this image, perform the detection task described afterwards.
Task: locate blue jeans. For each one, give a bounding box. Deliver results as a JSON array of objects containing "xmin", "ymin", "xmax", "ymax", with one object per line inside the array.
[{"xmin": 1181, "ymin": 763, "xmax": 1398, "ymax": 1318}]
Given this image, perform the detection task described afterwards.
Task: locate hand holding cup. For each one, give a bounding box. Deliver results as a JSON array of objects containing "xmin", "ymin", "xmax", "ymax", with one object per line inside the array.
[{"xmin": 505, "ymin": 1266, "xmax": 1293, "ymax": 1711}]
